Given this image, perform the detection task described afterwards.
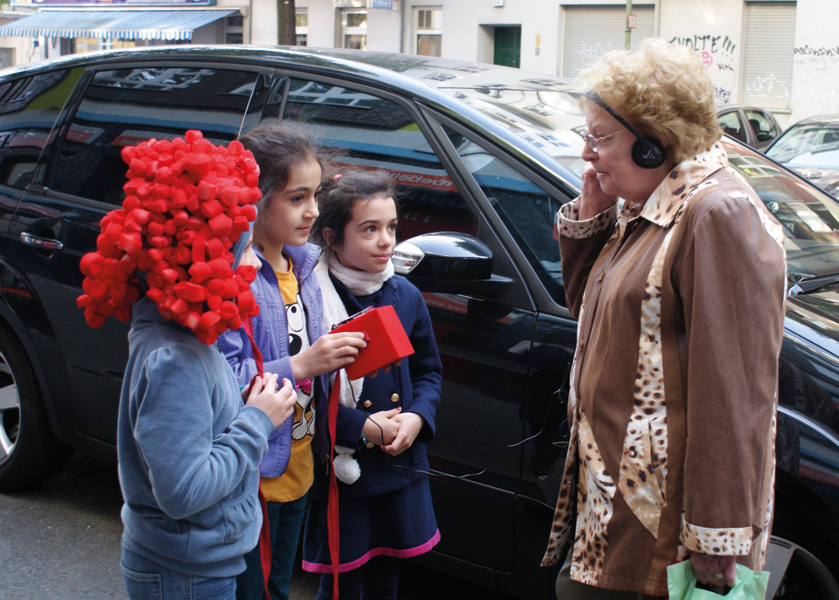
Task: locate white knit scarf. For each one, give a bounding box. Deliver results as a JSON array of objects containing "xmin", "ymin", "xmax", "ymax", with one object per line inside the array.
[
  {"xmin": 324, "ymin": 249, "xmax": 394, "ymax": 297},
  {"xmin": 313, "ymin": 250, "xmax": 394, "ymax": 485}
]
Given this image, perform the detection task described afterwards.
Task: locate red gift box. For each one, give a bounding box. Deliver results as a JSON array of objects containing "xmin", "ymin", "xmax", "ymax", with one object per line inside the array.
[{"xmin": 329, "ymin": 305, "xmax": 414, "ymax": 379}]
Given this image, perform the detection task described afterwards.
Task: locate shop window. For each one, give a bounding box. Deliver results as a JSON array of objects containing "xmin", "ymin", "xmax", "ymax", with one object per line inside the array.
[
  {"xmin": 415, "ymin": 8, "xmax": 442, "ymax": 57},
  {"xmin": 72, "ymin": 38, "xmax": 134, "ymax": 55}
]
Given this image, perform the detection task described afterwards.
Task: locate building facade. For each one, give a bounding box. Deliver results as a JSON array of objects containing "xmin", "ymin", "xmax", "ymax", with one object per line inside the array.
[{"xmin": 0, "ymin": 0, "xmax": 836, "ymax": 125}]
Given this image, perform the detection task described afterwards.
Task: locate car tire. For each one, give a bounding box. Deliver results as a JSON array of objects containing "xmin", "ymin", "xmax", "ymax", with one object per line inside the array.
[
  {"xmin": 766, "ymin": 536, "xmax": 839, "ymax": 599},
  {"xmin": 0, "ymin": 326, "xmax": 72, "ymax": 491}
]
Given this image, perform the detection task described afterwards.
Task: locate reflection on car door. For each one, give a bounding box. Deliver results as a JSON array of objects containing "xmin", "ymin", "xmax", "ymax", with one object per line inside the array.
[{"xmin": 7, "ymin": 64, "xmax": 269, "ymax": 446}]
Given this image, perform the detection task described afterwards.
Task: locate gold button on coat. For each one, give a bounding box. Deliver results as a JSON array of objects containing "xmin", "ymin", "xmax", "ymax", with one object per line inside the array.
[
  {"xmin": 365, "ymin": 441, "xmax": 375, "ymax": 449},
  {"xmin": 362, "ymin": 400, "xmax": 372, "ymax": 408},
  {"xmin": 390, "ymin": 393, "xmax": 399, "ymax": 403}
]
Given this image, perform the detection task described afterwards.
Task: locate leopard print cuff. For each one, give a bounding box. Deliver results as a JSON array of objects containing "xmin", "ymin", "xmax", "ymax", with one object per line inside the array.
[
  {"xmin": 680, "ymin": 515, "xmax": 752, "ymax": 556},
  {"xmin": 558, "ymin": 197, "xmax": 617, "ymax": 240}
]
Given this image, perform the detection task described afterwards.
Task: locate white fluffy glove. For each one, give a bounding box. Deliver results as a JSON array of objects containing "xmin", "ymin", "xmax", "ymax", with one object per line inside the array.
[{"xmin": 334, "ymin": 445, "xmax": 361, "ymax": 484}]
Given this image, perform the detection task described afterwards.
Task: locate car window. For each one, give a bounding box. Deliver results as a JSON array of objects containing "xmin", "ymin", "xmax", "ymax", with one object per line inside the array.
[
  {"xmin": 767, "ymin": 126, "xmax": 822, "ymax": 163},
  {"xmin": 818, "ymin": 129, "xmax": 839, "ymax": 152},
  {"xmin": 443, "ymin": 125, "xmax": 564, "ymax": 302},
  {"xmin": 279, "ymin": 78, "xmax": 478, "ymax": 241},
  {"xmin": 745, "ymin": 109, "xmax": 779, "ymax": 141},
  {"xmin": 718, "ymin": 111, "xmax": 746, "ymax": 143},
  {"xmin": 0, "ymin": 68, "xmax": 83, "ymax": 189},
  {"xmin": 725, "ymin": 139, "xmax": 839, "ymax": 286},
  {"xmin": 48, "ymin": 67, "xmax": 260, "ymax": 205}
]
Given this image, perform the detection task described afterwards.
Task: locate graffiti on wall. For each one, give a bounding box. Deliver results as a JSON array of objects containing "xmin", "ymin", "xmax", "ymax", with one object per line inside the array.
[
  {"xmin": 794, "ymin": 45, "xmax": 839, "ymax": 76},
  {"xmin": 669, "ymin": 34, "xmax": 738, "ymax": 104}
]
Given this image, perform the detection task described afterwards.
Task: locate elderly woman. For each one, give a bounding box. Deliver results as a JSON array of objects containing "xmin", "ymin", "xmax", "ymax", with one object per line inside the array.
[{"xmin": 541, "ymin": 39, "xmax": 787, "ymax": 599}]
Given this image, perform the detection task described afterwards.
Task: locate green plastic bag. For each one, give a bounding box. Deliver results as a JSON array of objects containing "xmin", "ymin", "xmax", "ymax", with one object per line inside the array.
[{"xmin": 667, "ymin": 560, "xmax": 770, "ymax": 600}]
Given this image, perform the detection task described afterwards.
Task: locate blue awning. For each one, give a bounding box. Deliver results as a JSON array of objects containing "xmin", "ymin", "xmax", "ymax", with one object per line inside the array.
[{"xmin": 0, "ymin": 8, "xmax": 238, "ymax": 41}]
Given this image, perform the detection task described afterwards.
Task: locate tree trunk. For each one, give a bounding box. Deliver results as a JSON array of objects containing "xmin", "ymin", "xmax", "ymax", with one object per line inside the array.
[{"xmin": 277, "ymin": 0, "xmax": 296, "ymax": 45}]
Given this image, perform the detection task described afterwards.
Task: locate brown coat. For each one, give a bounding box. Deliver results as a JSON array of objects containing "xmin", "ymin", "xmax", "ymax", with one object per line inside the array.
[{"xmin": 541, "ymin": 143, "xmax": 786, "ymax": 596}]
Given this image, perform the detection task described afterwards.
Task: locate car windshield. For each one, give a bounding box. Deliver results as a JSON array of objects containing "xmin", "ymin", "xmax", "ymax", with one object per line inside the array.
[{"xmin": 767, "ymin": 124, "xmax": 839, "ymax": 163}]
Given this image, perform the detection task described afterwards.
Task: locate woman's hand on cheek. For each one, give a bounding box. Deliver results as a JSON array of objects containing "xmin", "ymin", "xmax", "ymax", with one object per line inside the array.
[
  {"xmin": 291, "ymin": 331, "xmax": 367, "ymax": 380},
  {"xmin": 384, "ymin": 412, "xmax": 424, "ymax": 456},
  {"xmin": 578, "ymin": 162, "xmax": 618, "ymax": 220}
]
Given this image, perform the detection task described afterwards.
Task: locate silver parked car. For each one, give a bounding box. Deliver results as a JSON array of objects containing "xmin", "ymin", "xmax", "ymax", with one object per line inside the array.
[{"xmin": 766, "ymin": 114, "xmax": 839, "ymax": 199}]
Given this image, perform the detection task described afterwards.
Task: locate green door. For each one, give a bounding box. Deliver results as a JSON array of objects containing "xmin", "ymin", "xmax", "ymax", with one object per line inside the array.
[{"xmin": 494, "ymin": 26, "xmax": 521, "ymax": 68}]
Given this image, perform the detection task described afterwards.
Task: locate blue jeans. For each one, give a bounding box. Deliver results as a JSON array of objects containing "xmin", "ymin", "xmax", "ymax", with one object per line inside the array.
[
  {"xmin": 236, "ymin": 493, "xmax": 308, "ymax": 600},
  {"xmin": 121, "ymin": 546, "xmax": 236, "ymax": 600}
]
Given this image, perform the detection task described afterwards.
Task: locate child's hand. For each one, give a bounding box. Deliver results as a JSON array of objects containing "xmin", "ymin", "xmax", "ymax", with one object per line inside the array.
[
  {"xmin": 291, "ymin": 332, "xmax": 367, "ymax": 380},
  {"xmin": 362, "ymin": 407, "xmax": 401, "ymax": 446},
  {"xmin": 383, "ymin": 412, "xmax": 424, "ymax": 456},
  {"xmin": 246, "ymin": 374, "xmax": 296, "ymax": 428}
]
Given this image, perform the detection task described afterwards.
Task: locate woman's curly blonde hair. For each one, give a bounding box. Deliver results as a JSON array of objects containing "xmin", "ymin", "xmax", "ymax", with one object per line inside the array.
[{"xmin": 578, "ymin": 38, "xmax": 722, "ymax": 165}]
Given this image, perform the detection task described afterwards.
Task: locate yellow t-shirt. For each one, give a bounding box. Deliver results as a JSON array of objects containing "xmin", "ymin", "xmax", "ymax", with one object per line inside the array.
[{"xmin": 260, "ymin": 257, "xmax": 315, "ymax": 502}]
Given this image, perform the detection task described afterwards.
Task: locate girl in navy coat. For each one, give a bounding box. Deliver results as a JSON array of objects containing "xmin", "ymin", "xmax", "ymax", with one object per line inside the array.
[{"xmin": 302, "ymin": 170, "xmax": 443, "ymax": 600}]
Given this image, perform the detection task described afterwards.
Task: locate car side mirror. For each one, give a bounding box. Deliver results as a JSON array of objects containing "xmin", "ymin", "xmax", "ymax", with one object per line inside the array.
[{"xmin": 392, "ymin": 232, "xmax": 509, "ymax": 295}]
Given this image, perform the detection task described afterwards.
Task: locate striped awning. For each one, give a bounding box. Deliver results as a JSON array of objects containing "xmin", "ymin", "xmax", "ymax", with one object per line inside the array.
[{"xmin": 0, "ymin": 8, "xmax": 238, "ymax": 41}]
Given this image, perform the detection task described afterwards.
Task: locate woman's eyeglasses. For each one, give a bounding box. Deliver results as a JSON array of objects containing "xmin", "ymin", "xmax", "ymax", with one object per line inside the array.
[{"xmin": 579, "ymin": 129, "xmax": 624, "ymax": 153}]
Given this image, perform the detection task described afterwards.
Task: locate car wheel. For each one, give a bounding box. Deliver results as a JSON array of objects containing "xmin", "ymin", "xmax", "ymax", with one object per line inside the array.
[
  {"xmin": 766, "ymin": 536, "xmax": 839, "ymax": 599},
  {"xmin": 0, "ymin": 326, "xmax": 71, "ymax": 491}
]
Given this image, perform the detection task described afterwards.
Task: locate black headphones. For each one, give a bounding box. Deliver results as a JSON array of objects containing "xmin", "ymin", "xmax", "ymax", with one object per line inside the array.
[{"xmin": 584, "ymin": 91, "xmax": 666, "ymax": 169}]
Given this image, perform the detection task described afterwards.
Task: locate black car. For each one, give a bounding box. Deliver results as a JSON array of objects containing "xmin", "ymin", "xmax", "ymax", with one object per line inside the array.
[{"xmin": 0, "ymin": 46, "xmax": 837, "ymax": 600}]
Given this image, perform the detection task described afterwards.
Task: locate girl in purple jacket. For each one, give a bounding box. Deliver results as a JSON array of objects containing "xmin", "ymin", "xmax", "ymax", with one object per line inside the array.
[{"xmin": 218, "ymin": 122, "xmax": 366, "ymax": 600}]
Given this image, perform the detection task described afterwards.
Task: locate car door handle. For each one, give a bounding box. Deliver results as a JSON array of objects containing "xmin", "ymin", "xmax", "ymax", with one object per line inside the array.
[{"xmin": 20, "ymin": 232, "xmax": 63, "ymax": 251}]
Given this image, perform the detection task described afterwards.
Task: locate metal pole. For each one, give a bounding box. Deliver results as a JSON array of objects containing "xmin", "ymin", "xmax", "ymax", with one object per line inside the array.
[{"xmin": 625, "ymin": 0, "xmax": 632, "ymax": 50}]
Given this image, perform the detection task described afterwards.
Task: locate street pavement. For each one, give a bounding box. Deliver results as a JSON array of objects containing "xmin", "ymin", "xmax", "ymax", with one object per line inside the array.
[{"xmin": 0, "ymin": 453, "xmax": 517, "ymax": 600}]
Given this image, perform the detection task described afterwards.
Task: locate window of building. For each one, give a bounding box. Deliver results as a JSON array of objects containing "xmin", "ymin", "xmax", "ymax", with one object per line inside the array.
[
  {"xmin": 415, "ymin": 7, "xmax": 442, "ymax": 57},
  {"xmin": 340, "ymin": 9, "xmax": 367, "ymax": 50},
  {"xmin": 561, "ymin": 5, "xmax": 654, "ymax": 78},
  {"xmin": 296, "ymin": 9, "xmax": 308, "ymax": 46},
  {"xmin": 742, "ymin": 1, "xmax": 796, "ymax": 110},
  {"xmin": 226, "ymin": 14, "xmax": 244, "ymax": 45}
]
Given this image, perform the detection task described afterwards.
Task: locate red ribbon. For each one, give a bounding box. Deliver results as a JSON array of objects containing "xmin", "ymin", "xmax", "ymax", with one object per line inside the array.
[
  {"xmin": 328, "ymin": 375, "xmax": 342, "ymax": 600},
  {"xmin": 243, "ymin": 316, "xmax": 273, "ymax": 600}
]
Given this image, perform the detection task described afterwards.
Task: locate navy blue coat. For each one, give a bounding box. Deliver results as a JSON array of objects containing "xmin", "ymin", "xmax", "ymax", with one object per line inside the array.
[{"xmin": 311, "ymin": 273, "xmax": 443, "ymax": 500}]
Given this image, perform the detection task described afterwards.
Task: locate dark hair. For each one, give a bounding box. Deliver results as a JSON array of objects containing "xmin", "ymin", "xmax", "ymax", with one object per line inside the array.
[
  {"xmin": 238, "ymin": 122, "xmax": 331, "ymax": 223},
  {"xmin": 310, "ymin": 170, "xmax": 398, "ymax": 250}
]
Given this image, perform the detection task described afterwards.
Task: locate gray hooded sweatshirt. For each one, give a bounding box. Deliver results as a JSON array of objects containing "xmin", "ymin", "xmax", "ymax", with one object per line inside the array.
[{"xmin": 118, "ymin": 296, "xmax": 274, "ymax": 577}]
